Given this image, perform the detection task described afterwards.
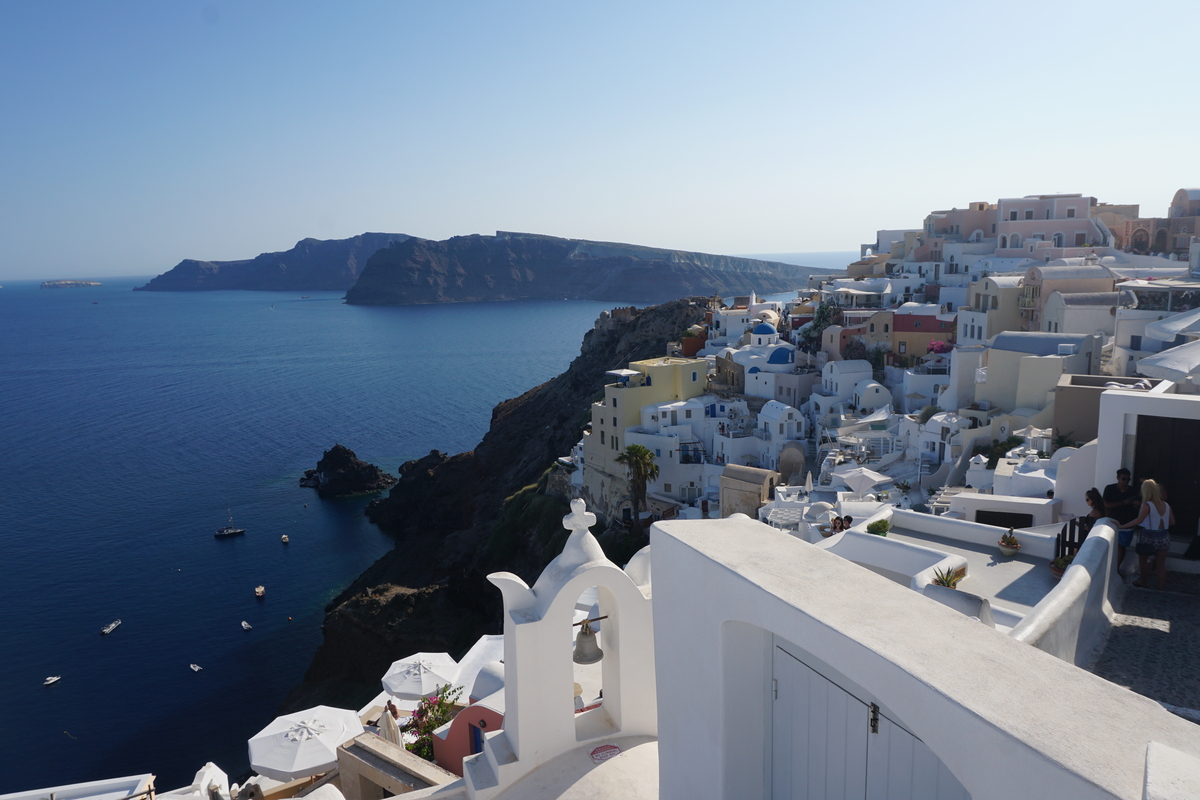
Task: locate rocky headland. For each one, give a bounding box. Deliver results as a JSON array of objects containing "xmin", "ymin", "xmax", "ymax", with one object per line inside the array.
[
  {"xmin": 280, "ymin": 297, "xmax": 707, "ymax": 712},
  {"xmin": 134, "ymin": 233, "xmax": 409, "ymax": 292},
  {"xmin": 344, "ymin": 231, "xmax": 823, "ymax": 306},
  {"xmin": 300, "ymin": 444, "xmax": 398, "ymax": 498}
]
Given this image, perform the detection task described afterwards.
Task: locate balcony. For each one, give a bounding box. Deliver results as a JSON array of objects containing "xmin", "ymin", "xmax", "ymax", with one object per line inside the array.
[{"xmin": 1018, "ymin": 296, "xmax": 1037, "ymax": 309}]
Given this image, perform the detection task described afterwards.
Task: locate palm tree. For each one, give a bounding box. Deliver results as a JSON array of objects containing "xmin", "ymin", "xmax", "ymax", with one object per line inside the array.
[{"xmin": 615, "ymin": 444, "xmax": 659, "ymax": 528}]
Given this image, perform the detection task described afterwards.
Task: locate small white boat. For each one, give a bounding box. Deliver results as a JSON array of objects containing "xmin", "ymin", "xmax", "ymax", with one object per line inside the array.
[
  {"xmin": 254, "ymin": 585, "xmax": 265, "ymax": 598},
  {"xmin": 190, "ymin": 664, "xmax": 202, "ymax": 672},
  {"xmin": 101, "ymin": 619, "xmax": 121, "ymax": 635},
  {"xmin": 44, "ymin": 676, "xmax": 61, "ymax": 686},
  {"xmin": 281, "ymin": 534, "xmax": 289, "ymax": 544},
  {"xmin": 241, "ymin": 621, "xmax": 252, "ymax": 630}
]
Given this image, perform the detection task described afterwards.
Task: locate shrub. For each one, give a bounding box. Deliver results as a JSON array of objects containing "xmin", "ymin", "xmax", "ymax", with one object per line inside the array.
[
  {"xmin": 402, "ymin": 684, "xmax": 464, "ymax": 761},
  {"xmin": 866, "ymin": 519, "xmax": 891, "ymax": 536},
  {"xmin": 918, "ymin": 405, "xmax": 940, "ymax": 424}
]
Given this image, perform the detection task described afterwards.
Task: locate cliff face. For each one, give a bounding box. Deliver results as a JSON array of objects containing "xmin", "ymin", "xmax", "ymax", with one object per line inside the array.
[
  {"xmin": 134, "ymin": 233, "xmax": 409, "ymax": 292},
  {"xmin": 281, "ymin": 298, "xmax": 707, "ymax": 712},
  {"xmin": 344, "ymin": 231, "xmax": 821, "ymax": 306}
]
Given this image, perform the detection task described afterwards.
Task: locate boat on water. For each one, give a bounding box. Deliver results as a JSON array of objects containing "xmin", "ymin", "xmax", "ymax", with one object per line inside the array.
[
  {"xmin": 254, "ymin": 585, "xmax": 265, "ymax": 598},
  {"xmin": 190, "ymin": 664, "xmax": 202, "ymax": 672},
  {"xmin": 281, "ymin": 534, "xmax": 289, "ymax": 544},
  {"xmin": 215, "ymin": 507, "xmax": 245, "ymax": 538},
  {"xmin": 101, "ymin": 619, "xmax": 121, "ymax": 635},
  {"xmin": 241, "ymin": 621, "xmax": 252, "ymax": 630},
  {"xmin": 44, "ymin": 676, "xmax": 61, "ymax": 686}
]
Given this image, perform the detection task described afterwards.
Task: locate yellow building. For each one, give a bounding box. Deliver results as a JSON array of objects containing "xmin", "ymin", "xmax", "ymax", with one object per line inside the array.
[{"xmin": 581, "ymin": 357, "xmax": 707, "ymax": 522}]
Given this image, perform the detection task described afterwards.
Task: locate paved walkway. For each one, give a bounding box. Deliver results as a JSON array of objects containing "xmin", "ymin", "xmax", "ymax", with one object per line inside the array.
[{"xmin": 1091, "ymin": 572, "xmax": 1200, "ymax": 719}]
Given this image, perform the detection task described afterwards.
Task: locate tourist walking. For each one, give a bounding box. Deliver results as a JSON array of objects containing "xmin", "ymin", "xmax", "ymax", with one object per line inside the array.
[
  {"xmin": 1118, "ymin": 478, "xmax": 1175, "ymax": 591},
  {"xmin": 1104, "ymin": 468, "xmax": 1140, "ymax": 570}
]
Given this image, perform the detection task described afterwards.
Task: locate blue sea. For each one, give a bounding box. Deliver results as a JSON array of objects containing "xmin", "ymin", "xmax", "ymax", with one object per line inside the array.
[{"xmin": 0, "ymin": 279, "xmax": 626, "ymax": 792}]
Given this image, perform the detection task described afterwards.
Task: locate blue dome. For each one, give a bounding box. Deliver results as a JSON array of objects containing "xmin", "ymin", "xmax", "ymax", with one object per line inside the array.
[
  {"xmin": 768, "ymin": 348, "xmax": 793, "ymax": 365},
  {"xmin": 752, "ymin": 322, "xmax": 777, "ymax": 335},
  {"xmin": 748, "ymin": 366, "xmax": 761, "ymax": 374}
]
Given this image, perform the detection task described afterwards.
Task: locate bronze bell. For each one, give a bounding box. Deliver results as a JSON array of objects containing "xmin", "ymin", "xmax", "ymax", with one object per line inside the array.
[{"xmin": 572, "ymin": 622, "xmax": 604, "ymax": 664}]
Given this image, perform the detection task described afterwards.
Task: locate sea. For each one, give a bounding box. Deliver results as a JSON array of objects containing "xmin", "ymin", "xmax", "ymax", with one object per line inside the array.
[{"xmin": 0, "ymin": 251, "xmax": 853, "ymax": 793}]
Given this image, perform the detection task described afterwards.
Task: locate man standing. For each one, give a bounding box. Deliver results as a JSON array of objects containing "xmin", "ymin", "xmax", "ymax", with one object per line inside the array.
[{"xmin": 1104, "ymin": 468, "xmax": 1141, "ymax": 570}]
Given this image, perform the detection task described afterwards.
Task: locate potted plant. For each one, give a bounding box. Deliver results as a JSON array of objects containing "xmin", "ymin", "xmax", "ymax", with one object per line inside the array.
[
  {"xmin": 998, "ymin": 528, "xmax": 1021, "ymax": 557},
  {"xmin": 894, "ymin": 479, "xmax": 911, "ymax": 496},
  {"xmin": 1049, "ymin": 554, "xmax": 1073, "ymax": 579},
  {"xmin": 931, "ymin": 566, "xmax": 963, "ymax": 589},
  {"xmin": 866, "ymin": 519, "xmax": 891, "ymax": 537}
]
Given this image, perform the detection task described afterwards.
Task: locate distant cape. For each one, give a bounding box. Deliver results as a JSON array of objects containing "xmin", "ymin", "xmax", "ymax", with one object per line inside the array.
[
  {"xmin": 344, "ymin": 231, "xmax": 825, "ymax": 305},
  {"xmin": 134, "ymin": 233, "xmax": 410, "ymax": 292}
]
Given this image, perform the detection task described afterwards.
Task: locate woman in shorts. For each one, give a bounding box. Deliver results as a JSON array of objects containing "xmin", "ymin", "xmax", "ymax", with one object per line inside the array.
[{"xmin": 1118, "ymin": 478, "xmax": 1174, "ymax": 590}]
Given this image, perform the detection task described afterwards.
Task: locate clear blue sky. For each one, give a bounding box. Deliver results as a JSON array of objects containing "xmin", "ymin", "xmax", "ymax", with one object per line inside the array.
[{"xmin": 1, "ymin": 0, "xmax": 1195, "ymax": 280}]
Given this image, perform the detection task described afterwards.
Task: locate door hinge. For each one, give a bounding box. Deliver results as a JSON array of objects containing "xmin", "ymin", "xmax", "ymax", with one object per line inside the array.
[
  {"xmin": 869, "ymin": 703, "xmax": 879, "ymax": 734},
  {"xmin": 772, "ymin": 678, "xmax": 778, "ymax": 700}
]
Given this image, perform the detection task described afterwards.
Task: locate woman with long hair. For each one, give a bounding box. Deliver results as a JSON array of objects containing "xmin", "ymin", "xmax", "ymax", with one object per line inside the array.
[{"xmin": 1118, "ymin": 478, "xmax": 1175, "ymax": 590}]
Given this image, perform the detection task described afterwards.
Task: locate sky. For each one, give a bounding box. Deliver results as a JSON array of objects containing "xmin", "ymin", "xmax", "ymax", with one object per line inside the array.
[{"xmin": 1, "ymin": 0, "xmax": 1196, "ymax": 280}]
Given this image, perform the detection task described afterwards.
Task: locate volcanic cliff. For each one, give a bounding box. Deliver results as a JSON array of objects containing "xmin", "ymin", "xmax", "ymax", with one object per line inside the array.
[
  {"xmin": 281, "ymin": 297, "xmax": 707, "ymax": 712},
  {"xmin": 134, "ymin": 233, "xmax": 410, "ymax": 292},
  {"xmin": 344, "ymin": 231, "xmax": 821, "ymax": 306}
]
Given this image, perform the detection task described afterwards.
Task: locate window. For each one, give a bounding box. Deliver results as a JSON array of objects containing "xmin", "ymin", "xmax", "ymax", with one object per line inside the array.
[
  {"xmin": 685, "ymin": 409, "xmax": 692, "ymax": 419},
  {"xmin": 1075, "ymin": 232, "xmax": 1087, "ymax": 246},
  {"xmin": 884, "ymin": 323, "xmax": 889, "ymax": 333},
  {"xmin": 664, "ymin": 484, "xmax": 672, "ymax": 493},
  {"xmin": 1045, "ymin": 209, "xmax": 1051, "ymax": 219},
  {"xmin": 692, "ymin": 371, "xmax": 698, "ymax": 382},
  {"xmin": 719, "ymin": 405, "xmax": 725, "ymax": 412},
  {"xmin": 1025, "ymin": 210, "xmax": 1034, "ymax": 220},
  {"xmin": 613, "ymin": 417, "xmax": 617, "ymax": 427},
  {"xmin": 779, "ymin": 423, "xmax": 785, "ymax": 434},
  {"xmin": 1066, "ymin": 208, "xmax": 1076, "ymax": 218},
  {"xmin": 600, "ymin": 431, "xmax": 605, "ymax": 444},
  {"xmin": 899, "ymin": 342, "xmax": 907, "ymax": 354},
  {"xmin": 1131, "ymin": 334, "xmax": 1142, "ymax": 351},
  {"xmin": 1009, "ymin": 211, "xmax": 1018, "ymax": 221},
  {"xmin": 992, "ymin": 223, "xmax": 996, "ymax": 233},
  {"xmin": 612, "ymin": 397, "xmax": 617, "ymax": 408},
  {"xmin": 870, "ymin": 323, "xmax": 875, "ymax": 332},
  {"xmin": 655, "ymin": 448, "xmax": 661, "ymax": 457},
  {"xmin": 914, "ymin": 320, "xmax": 921, "ymax": 328}
]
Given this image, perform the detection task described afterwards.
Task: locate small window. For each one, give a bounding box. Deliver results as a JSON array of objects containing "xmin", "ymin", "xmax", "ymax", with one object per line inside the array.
[
  {"xmin": 870, "ymin": 323, "xmax": 875, "ymax": 332},
  {"xmin": 914, "ymin": 320, "xmax": 921, "ymax": 328},
  {"xmin": 692, "ymin": 371, "xmax": 698, "ymax": 382},
  {"xmin": 655, "ymin": 449, "xmax": 661, "ymax": 457},
  {"xmin": 1075, "ymin": 232, "xmax": 1087, "ymax": 246},
  {"xmin": 613, "ymin": 417, "xmax": 617, "ymax": 427},
  {"xmin": 991, "ymin": 223, "xmax": 996, "ymax": 233},
  {"xmin": 1131, "ymin": 334, "xmax": 1142, "ymax": 351},
  {"xmin": 899, "ymin": 342, "xmax": 907, "ymax": 354},
  {"xmin": 685, "ymin": 409, "xmax": 692, "ymax": 419},
  {"xmin": 1045, "ymin": 209, "xmax": 1051, "ymax": 219},
  {"xmin": 612, "ymin": 397, "xmax": 617, "ymax": 408},
  {"xmin": 884, "ymin": 323, "xmax": 889, "ymax": 333},
  {"xmin": 600, "ymin": 431, "xmax": 605, "ymax": 444},
  {"xmin": 720, "ymin": 405, "xmax": 725, "ymax": 412},
  {"xmin": 664, "ymin": 484, "xmax": 672, "ymax": 493},
  {"xmin": 1009, "ymin": 211, "xmax": 1018, "ymax": 221},
  {"xmin": 1066, "ymin": 208, "xmax": 1076, "ymax": 218},
  {"xmin": 779, "ymin": 424, "xmax": 784, "ymax": 434},
  {"xmin": 1025, "ymin": 210, "xmax": 1034, "ymax": 220}
]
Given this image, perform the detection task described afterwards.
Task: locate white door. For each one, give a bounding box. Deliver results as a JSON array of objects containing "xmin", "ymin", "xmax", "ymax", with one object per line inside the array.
[
  {"xmin": 772, "ymin": 646, "xmax": 868, "ymax": 800},
  {"xmin": 772, "ymin": 644, "xmax": 970, "ymax": 800}
]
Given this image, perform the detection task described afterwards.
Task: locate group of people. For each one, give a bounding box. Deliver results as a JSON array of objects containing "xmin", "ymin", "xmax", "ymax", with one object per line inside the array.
[
  {"xmin": 829, "ymin": 515, "xmax": 854, "ymax": 532},
  {"xmin": 1099, "ymin": 468, "xmax": 1175, "ymax": 591}
]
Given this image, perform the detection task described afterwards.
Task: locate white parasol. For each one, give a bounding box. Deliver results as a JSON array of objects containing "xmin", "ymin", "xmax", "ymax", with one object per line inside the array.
[
  {"xmin": 1136, "ymin": 338, "xmax": 1200, "ymax": 383},
  {"xmin": 248, "ymin": 705, "xmax": 364, "ymax": 781},
  {"xmin": 834, "ymin": 466, "xmax": 892, "ymax": 497},
  {"xmin": 381, "ymin": 652, "xmax": 459, "ymax": 699},
  {"xmin": 378, "ymin": 708, "xmax": 403, "ymax": 746},
  {"xmin": 804, "ymin": 471, "xmax": 814, "ymax": 493},
  {"xmin": 1144, "ymin": 307, "xmax": 1200, "ymax": 342}
]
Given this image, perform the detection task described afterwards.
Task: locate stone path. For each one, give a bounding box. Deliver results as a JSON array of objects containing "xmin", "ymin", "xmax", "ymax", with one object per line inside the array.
[{"xmin": 1091, "ymin": 573, "xmax": 1200, "ymax": 718}]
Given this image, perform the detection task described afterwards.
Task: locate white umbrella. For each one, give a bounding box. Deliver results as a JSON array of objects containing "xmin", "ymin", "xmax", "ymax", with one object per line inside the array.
[
  {"xmin": 804, "ymin": 471, "xmax": 813, "ymax": 493},
  {"xmin": 248, "ymin": 705, "xmax": 364, "ymax": 781},
  {"xmin": 378, "ymin": 708, "xmax": 403, "ymax": 746},
  {"xmin": 1145, "ymin": 306, "xmax": 1200, "ymax": 342},
  {"xmin": 1136, "ymin": 338, "xmax": 1200, "ymax": 383},
  {"xmin": 834, "ymin": 466, "xmax": 892, "ymax": 497},
  {"xmin": 381, "ymin": 652, "xmax": 459, "ymax": 699}
]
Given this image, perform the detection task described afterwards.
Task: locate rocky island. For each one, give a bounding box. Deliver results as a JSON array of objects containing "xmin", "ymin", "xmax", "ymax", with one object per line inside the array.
[
  {"xmin": 300, "ymin": 444, "xmax": 398, "ymax": 498},
  {"xmin": 41, "ymin": 280, "xmax": 102, "ymax": 288},
  {"xmin": 134, "ymin": 232, "xmax": 410, "ymax": 292},
  {"xmin": 345, "ymin": 231, "xmax": 823, "ymax": 306},
  {"xmin": 281, "ymin": 297, "xmax": 707, "ymax": 712}
]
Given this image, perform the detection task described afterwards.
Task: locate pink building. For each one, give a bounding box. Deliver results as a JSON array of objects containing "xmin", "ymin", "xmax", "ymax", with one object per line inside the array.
[{"xmin": 995, "ymin": 194, "xmax": 1109, "ymax": 258}]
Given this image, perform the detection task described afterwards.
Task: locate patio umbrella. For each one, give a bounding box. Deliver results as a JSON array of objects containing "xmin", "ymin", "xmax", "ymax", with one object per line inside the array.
[
  {"xmin": 1144, "ymin": 306, "xmax": 1200, "ymax": 342},
  {"xmin": 381, "ymin": 652, "xmax": 459, "ymax": 699},
  {"xmin": 248, "ymin": 705, "xmax": 364, "ymax": 781},
  {"xmin": 378, "ymin": 708, "xmax": 403, "ymax": 746},
  {"xmin": 1136, "ymin": 338, "xmax": 1200, "ymax": 383},
  {"xmin": 834, "ymin": 466, "xmax": 892, "ymax": 497},
  {"xmin": 804, "ymin": 471, "xmax": 813, "ymax": 493}
]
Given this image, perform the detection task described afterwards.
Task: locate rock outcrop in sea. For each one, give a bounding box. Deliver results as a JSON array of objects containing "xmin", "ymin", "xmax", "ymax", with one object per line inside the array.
[
  {"xmin": 344, "ymin": 231, "xmax": 822, "ymax": 305},
  {"xmin": 300, "ymin": 444, "xmax": 398, "ymax": 498},
  {"xmin": 134, "ymin": 233, "xmax": 410, "ymax": 292},
  {"xmin": 280, "ymin": 297, "xmax": 707, "ymax": 712}
]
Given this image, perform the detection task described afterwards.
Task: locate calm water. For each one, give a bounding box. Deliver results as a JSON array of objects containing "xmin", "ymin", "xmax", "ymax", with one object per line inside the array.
[{"xmin": 0, "ymin": 279, "xmax": 623, "ymax": 791}]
